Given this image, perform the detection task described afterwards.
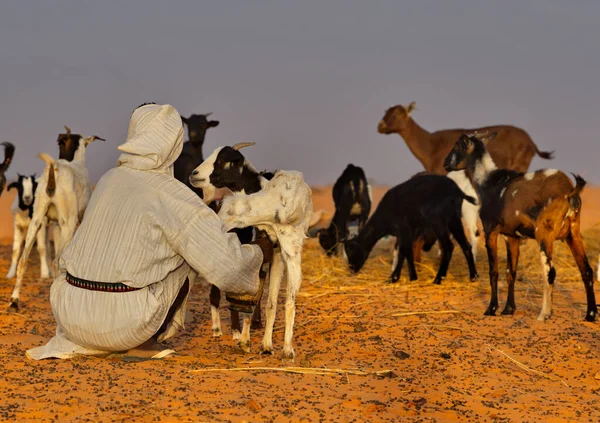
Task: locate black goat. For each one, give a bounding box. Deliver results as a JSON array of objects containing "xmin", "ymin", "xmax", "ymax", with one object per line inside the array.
[
  {"xmin": 344, "ymin": 174, "xmax": 479, "ymax": 284},
  {"xmin": 318, "ymin": 164, "xmax": 371, "ymax": 256},
  {"xmin": 173, "ymin": 113, "xmax": 220, "ymax": 199},
  {"xmin": 0, "ymin": 142, "xmax": 15, "ymax": 195}
]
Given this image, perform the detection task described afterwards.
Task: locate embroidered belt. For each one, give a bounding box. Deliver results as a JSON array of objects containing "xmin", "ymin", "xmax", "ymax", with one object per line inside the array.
[{"xmin": 66, "ymin": 272, "xmax": 141, "ymax": 293}]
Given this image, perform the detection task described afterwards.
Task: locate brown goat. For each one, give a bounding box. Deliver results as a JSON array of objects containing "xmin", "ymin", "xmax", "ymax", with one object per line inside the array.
[
  {"xmin": 443, "ymin": 132, "xmax": 597, "ymax": 322},
  {"xmin": 378, "ymin": 102, "xmax": 554, "ymax": 174}
]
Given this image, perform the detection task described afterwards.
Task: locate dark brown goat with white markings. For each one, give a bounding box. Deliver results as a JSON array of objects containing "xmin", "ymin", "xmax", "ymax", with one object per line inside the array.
[{"xmin": 443, "ymin": 131, "xmax": 597, "ymax": 322}]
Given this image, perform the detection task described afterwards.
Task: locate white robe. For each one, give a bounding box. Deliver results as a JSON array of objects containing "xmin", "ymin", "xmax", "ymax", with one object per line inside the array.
[{"xmin": 27, "ymin": 104, "xmax": 263, "ymax": 360}]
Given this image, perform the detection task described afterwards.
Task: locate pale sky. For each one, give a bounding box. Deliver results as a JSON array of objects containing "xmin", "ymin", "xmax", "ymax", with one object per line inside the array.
[{"xmin": 1, "ymin": 0, "xmax": 599, "ymax": 187}]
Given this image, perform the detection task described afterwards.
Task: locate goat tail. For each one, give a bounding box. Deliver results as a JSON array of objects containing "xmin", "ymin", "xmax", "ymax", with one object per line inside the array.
[
  {"xmin": 38, "ymin": 153, "xmax": 57, "ymax": 197},
  {"xmin": 462, "ymin": 193, "xmax": 478, "ymax": 206},
  {"xmin": 535, "ymin": 146, "xmax": 555, "ymax": 160},
  {"xmin": 567, "ymin": 173, "xmax": 586, "ymax": 211},
  {"xmin": 1, "ymin": 142, "xmax": 15, "ymax": 172}
]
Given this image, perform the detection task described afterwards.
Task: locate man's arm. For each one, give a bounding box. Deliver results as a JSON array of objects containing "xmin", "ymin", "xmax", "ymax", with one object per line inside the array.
[{"xmin": 163, "ymin": 200, "xmax": 264, "ymax": 296}]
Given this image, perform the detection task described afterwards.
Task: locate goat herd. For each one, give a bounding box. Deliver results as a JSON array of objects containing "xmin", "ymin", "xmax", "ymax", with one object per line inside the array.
[{"xmin": 0, "ymin": 101, "xmax": 598, "ymax": 359}]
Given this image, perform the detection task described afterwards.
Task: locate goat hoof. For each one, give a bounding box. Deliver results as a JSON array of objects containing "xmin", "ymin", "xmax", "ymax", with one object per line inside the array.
[
  {"xmin": 238, "ymin": 341, "xmax": 251, "ymax": 353},
  {"xmin": 231, "ymin": 330, "xmax": 241, "ymax": 341},
  {"xmin": 585, "ymin": 310, "xmax": 597, "ymax": 322},
  {"xmin": 385, "ymin": 278, "xmax": 399, "ymax": 284},
  {"xmin": 409, "ymin": 274, "xmax": 418, "ymax": 282},
  {"xmin": 536, "ymin": 312, "xmax": 551, "ymax": 321},
  {"xmin": 470, "ymin": 273, "xmax": 479, "ymax": 282},
  {"xmin": 211, "ymin": 328, "xmax": 223, "ymax": 337},
  {"xmin": 260, "ymin": 348, "xmax": 274, "ymax": 356},
  {"xmin": 483, "ymin": 307, "xmax": 497, "ymax": 316},
  {"xmin": 8, "ymin": 299, "xmax": 19, "ymax": 312},
  {"xmin": 251, "ymin": 320, "xmax": 263, "ymax": 330},
  {"xmin": 432, "ymin": 278, "xmax": 443, "ymax": 285},
  {"xmin": 501, "ymin": 306, "xmax": 516, "ymax": 315},
  {"xmin": 281, "ymin": 349, "xmax": 295, "ymax": 361}
]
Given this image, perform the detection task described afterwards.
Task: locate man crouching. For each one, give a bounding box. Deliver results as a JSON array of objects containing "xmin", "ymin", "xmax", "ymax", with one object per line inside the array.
[{"xmin": 27, "ymin": 103, "xmax": 272, "ymax": 360}]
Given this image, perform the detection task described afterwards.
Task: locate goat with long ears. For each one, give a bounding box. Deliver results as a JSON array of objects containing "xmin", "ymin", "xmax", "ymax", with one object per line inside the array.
[
  {"xmin": 444, "ymin": 131, "xmax": 597, "ymax": 322},
  {"xmin": 191, "ymin": 141, "xmax": 312, "ymax": 359}
]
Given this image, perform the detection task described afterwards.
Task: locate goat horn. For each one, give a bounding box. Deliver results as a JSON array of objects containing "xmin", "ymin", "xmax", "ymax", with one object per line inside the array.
[
  {"xmin": 204, "ymin": 112, "xmax": 213, "ymax": 117},
  {"xmin": 91, "ymin": 136, "xmax": 106, "ymax": 142},
  {"xmin": 231, "ymin": 142, "xmax": 255, "ymax": 151},
  {"xmin": 64, "ymin": 126, "xmax": 71, "ymax": 135}
]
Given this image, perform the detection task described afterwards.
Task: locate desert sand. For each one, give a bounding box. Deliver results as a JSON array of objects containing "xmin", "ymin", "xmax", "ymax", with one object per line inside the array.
[{"xmin": 0, "ymin": 185, "xmax": 600, "ymax": 422}]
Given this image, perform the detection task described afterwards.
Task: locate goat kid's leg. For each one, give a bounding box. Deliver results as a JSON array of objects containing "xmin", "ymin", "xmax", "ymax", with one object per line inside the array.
[
  {"xmin": 262, "ymin": 252, "xmax": 284, "ymax": 355},
  {"xmin": 537, "ymin": 241, "xmax": 556, "ymax": 321},
  {"xmin": 449, "ymin": 217, "xmax": 478, "ymax": 281},
  {"xmin": 230, "ymin": 310, "xmax": 241, "ymax": 340},
  {"xmin": 432, "ymin": 230, "xmax": 454, "ymax": 285},
  {"xmin": 484, "ymin": 230, "xmax": 500, "ymax": 316},
  {"xmin": 463, "ymin": 201, "xmax": 480, "ymax": 262},
  {"xmin": 566, "ymin": 228, "xmax": 597, "ymax": 322},
  {"xmin": 282, "ymin": 257, "xmax": 302, "ymax": 360},
  {"xmin": 413, "ymin": 237, "xmax": 424, "ymax": 263},
  {"xmin": 502, "ymin": 237, "xmax": 520, "ymax": 315},
  {"xmin": 36, "ymin": 219, "xmax": 50, "ymax": 279},
  {"xmin": 11, "ymin": 214, "xmax": 46, "ymax": 310},
  {"xmin": 238, "ymin": 266, "xmax": 268, "ymax": 352},
  {"xmin": 238, "ymin": 312, "xmax": 253, "ymax": 353},
  {"xmin": 404, "ymin": 237, "xmax": 418, "ymax": 281},
  {"xmin": 251, "ymin": 264, "xmax": 269, "ymax": 330},
  {"xmin": 389, "ymin": 245, "xmax": 405, "ymax": 283},
  {"xmin": 390, "ymin": 238, "xmax": 399, "ymax": 273},
  {"xmin": 6, "ymin": 224, "xmax": 24, "ymax": 279},
  {"xmin": 51, "ymin": 225, "xmax": 61, "ymax": 276},
  {"xmin": 209, "ymin": 285, "xmax": 223, "ymax": 337}
]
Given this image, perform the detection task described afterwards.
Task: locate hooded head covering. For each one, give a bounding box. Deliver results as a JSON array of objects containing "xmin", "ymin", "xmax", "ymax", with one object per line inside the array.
[{"xmin": 117, "ymin": 103, "xmax": 184, "ymax": 176}]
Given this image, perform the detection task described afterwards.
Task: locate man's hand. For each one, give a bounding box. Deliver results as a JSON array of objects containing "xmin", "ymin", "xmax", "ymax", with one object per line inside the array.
[{"xmin": 251, "ymin": 237, "xmax": 274, "ymax": 264}]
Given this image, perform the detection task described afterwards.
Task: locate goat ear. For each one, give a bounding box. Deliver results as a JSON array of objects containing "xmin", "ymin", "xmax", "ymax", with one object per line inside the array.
[
  {"xmin": 7, "ymin": 181, "xmax": 18, "ymax": 191},
  {"xmin": 208, "ymin": 120, "xmax": 220, "ymax": 128},
  {"xmin": 181, "ymin": 116, "xmax": 188, "ymax": 126},
  {"xmin": 405, "ymin": 101, "xmax": 417, "ymax": 116},
  {"xmin": 479, "ymin": 131, "xmax": 498, "ymax": 145}
]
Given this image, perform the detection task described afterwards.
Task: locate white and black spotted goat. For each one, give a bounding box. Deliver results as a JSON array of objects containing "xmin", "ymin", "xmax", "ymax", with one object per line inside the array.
[
  {"xmin": 190, "ymin": 142, "xmax": 312, "ymax": 360},
  {"xmin": 317, "ymin": 164, "xmax": 372, "ymax": 257},
  {"xmin": 443, "ymin": 131, "xmax": 597, "ymax": 321},
  {"xmin": 6, "ymin": 174, "xmax": 53, "ymax": 280},
  {"xmin": 9, "ymin": 126, "xmax": 104, "ymax": 310}
]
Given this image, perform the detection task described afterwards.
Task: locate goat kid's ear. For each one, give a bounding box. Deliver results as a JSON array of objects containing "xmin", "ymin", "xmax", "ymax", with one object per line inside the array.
[
  {"xmin": 208, "ymin": 120, "xmax": 220, "ymax": 128},
  {"xmin": 83, "ymin": 135, "xmax": 105, "ymax": 146},
  {"xmin": 479, "ymin": 131, "xmax": 498, "ymax": 145},
  {"xmin": 405, "ymin": 101, "xmax": 417, "ymax": 116},
  {"xmin": 7, "ymin": 181, "xmax": 18, "ymax": 191}
]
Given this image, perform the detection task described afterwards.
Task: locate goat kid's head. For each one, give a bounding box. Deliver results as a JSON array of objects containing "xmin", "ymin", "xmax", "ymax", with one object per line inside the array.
[
  {"xmin": 181, "ymin": 113, "xmax": 220, "ymax": 144},
  {"xmin": 343, "ymin": 238, "xmax": 368, "ymax": 273},
  {"xmin": 189, "ymin": 142, "xmax": 255, "ymax": 204},
  {"xmin": 318, "ymin": 225, "xmax": 339, "ymax": 256},
  {"xmin": 377, "ymin": 102, "xmax": 417, "ymax": 134},
  {"xmin": 443, "ymin": 131, "xmax": 497, "ymax": 173},
  {"xmin": 8, "ymin": 174, "xmax": 37, "ymax": 207},
  {"xmin": 57, "ymin": 126, "xmax": 105, "ymax": 161}
]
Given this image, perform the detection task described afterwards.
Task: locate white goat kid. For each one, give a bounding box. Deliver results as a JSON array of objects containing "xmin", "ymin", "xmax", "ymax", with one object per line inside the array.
[{"xmin": 9, "ymin": 131, "xmax": 104, "ymax": 310}]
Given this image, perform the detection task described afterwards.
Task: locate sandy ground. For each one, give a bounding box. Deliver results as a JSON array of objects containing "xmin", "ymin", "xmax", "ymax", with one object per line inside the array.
[{"xmin": 0, "ymin": 185, "xmax": 600, "ymax": 422}]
